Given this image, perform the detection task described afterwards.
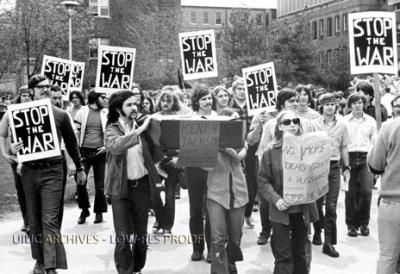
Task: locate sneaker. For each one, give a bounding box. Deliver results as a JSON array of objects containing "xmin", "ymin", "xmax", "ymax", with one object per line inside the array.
[
  {"xmin": 21, "ymin": 223, "xmax": 29, "ymax": 232},
  {"xmin": 191, "ymin": 250, "xmax": 204, "ymax": 261},
  {"xmin": 162, "ymin": 229, "xmax": 172, "ymax": 236},
  {"xmin": 252, "ymin": 204, "xmax": 259, "ymax": 212},
  {"xmin": 360, "ymin": 225, "xmax": 370, "ymax": 236},
  {"xmin": 257, "ymin": 232, "xmax": 269, "ymax": 245},
  {"xmin": 322, "ymin": 244, "xmax": 340, "ymax": 258},
  {"xmin": 312, "ymin": 233, "xmax": 322, "ymax": 245},
  {"xmin": 33, "ymin": 261, "xmax": 44, "ymax": 274},
  {"xmin": 244, "ymin": 217, "xmax": 255, "ymax": 228},
  {"xmin": 347, "ymin": 228, "xmax": 358, "ymax": 237},
  {"xmin": 45, "ymin": 269, "xmax": 58, "ymax": 274},
  {"xmin": 152, "ymin": 221, "xmax": 161, "ymax": 233}
]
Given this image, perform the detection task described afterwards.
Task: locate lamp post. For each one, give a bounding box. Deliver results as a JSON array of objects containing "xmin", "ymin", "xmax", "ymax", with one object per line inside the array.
[{"xmin": 61, "ymin": 1, "xmax": 80, "ymax": 60}]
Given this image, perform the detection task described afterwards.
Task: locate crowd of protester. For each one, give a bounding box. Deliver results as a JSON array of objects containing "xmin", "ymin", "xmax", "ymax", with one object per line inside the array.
[{"xmin": 1, "ymin": 75, "xmax": 400, "ymax": 274}]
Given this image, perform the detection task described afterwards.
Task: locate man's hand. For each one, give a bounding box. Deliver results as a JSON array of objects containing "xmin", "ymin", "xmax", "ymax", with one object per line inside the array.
[
  {"xmin": 67, "ymin": 163, "xmax": 76, "ymax": 177},
  {"xmin": 343, "ymin": 169, "xmax": 350, "ymax": 183},
  {"xmin": 168, "ymin": 157, "xmax": 178, "ymax": 168},
  {"xmin": 275, "ymin": 198, "xmax": 289, "ymax": 211},
  {"xmin": 75, "ymin": 170, "xmax": 87, "ymax": 186},
  {"xmin": 10, "ymin": 141, "xmax": 23, "ymax": 155},
  {"xmin": 96, "ymin": 146, "xmax": 107, "ymax": 155}
]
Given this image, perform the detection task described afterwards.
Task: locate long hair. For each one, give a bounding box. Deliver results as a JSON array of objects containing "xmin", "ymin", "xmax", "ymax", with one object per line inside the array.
[
  {"xmin": 213, "ymin": 85, "xmax": 232, "ymax": 108},
  {"xmin": 156, "ymin": 90, "xmax": 181, "ymax": 113},
  {"xmin": 347, "ymin": 92, "xmax": 367, "ymax": 109},
  {"xmin": 276, "ymin": 88, "xmax": 298, "ymax": 112},
  {"xmin": 273, "ymin": 111, "xmax": 303, "ymax": 145},
  {"xmin": 191, "ymin": 84, "xmax": 213, "ymax": 112},
  {"xmin": 295, "ymin": 84, "xmax": 315, "ymax": 109},
  {"xmin": 143, "ymin": 95, "xmax": 156, "ymax": 114},
  {"xmin": 87, "ymin": 88, "xmax": 105, "ymax": 105},
  {"xmin": 107, "ymin": 90, "xmax": 135, "ymax": 125},
  {"xmin": 69, "ymin": 91, "xmax": 85, "ymax": 106}
]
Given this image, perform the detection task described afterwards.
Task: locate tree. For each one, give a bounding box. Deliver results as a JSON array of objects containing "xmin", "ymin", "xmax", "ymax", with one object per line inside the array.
[
  {"xmin": 268, "ymin": 16, "xmax": 319, "ymax": 86},
  {"xmin": 220, "ymin": 9, "xmax": 269, "ymax": 78}
]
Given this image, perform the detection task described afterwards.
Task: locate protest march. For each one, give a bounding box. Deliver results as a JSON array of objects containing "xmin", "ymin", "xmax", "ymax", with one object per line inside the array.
[{"xmin": 2, "ymin": 3, "xmax": 400, "ymax": 274}]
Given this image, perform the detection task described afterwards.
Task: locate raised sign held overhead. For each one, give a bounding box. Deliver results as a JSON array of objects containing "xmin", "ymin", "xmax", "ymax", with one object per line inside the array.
[
  {"xmin": 7, "ymin": 99, "xmax": 61, "ymax": 162},
  {"xmin": 348, "ymin": 12, "xmax": 398, "ymax": 75},
  {"xmin": 242, "ymin": 62, "xmax": 278, "ymax": 115},
  {"xmin": 41, "ymin": 55, "xmax": 85, "ymax": 100},
  {"xmin": 179, "ymin": 30, "xmax": 218, "ymax": 80},
  {"xmin": 96, "ymin": 45, "xmax": 136, "ymax": 94}
]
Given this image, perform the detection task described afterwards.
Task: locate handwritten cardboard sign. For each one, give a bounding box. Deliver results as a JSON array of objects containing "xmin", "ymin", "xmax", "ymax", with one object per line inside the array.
[
  {"xmin": 282, "ymin": 131, "xmax": 331, "ymax": 205},
  {"xmin": 242, "ymin": 62, "xmax": 278, "ymax": 115},
  {"xmin": 349, "ymin": 12, "xmax": 398, "ymax": 75},
  {"xmin": 95, "ymin": 45, "xmax": 136, "ymax": 94},
  {"xmin": 7, "ymin": 99, "xmax": 61, "ymax": 162},
  {"xmin": 41, "ymin": 55, "xmax": 85, "ymax": 100},
  {"xmin": 179, "ymin": 30, "xmax": 218, "ymax": 80},
  {"xmin": 177, "ymin": 120, "xmax": 220, "ymax": 167}
]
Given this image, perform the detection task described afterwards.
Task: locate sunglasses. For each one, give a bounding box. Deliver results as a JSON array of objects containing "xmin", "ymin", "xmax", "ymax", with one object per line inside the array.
[
  {"xmin": 35, "ymin": 84, "xmax": 50, "ymax": 89},
  {"xmin": 281, "ymin": 118, "xmax": 300, "ymax": 126}
]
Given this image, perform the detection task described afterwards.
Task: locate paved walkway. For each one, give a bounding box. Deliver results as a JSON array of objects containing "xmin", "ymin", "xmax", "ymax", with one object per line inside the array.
[{"xmin": 0, "ymin": 188, "xmax": 379, "ymax": 274}]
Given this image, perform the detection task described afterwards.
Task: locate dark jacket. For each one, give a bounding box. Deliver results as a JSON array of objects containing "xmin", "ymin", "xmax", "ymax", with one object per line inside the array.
[
  {"xmin": 104, "ymin": 121, "xmax": 160, "ymax": 199},
  {"xmin": 258, "ymin": 144, "xmax": 319, "ymax": 225}
]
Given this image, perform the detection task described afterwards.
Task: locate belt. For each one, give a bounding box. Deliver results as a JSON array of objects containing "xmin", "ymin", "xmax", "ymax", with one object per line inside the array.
[
  {"xmin": 127, "ymin": 175, "xmax": 148, "ymax": 188},
  {"xmin": 330, "ymin": 160, "xmax": 340, "ymax": 164},
  {"xmin": 24, "ymin": 158, "xmax": 63, "ymax": 169}
]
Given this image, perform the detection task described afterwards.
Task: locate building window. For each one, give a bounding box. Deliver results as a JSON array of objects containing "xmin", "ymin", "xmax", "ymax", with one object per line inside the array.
[
  {"xmin": 343, "ymin": 13, "xmax": 348, "ymax": 32},
  {"xmin": 266, "ymin": 13, "xmax": 269, "ymax": 27},
  {"xmin": 216, "ymin": 12, "xmax": 222, "ymax": 25},
  {"xmin": 327, "ymin": 49, "xmax": 332, "ymax": 65},
  {"xmin": 319, "ymin": 52, "xmax": 325, "ymax": 68},
  {"xmin": 319, "ymin": 19, "xmax": 324, "ymax": 39},
  {"xmin": 89, "ymin": 38, "xmax": 110, "ymax": 59},
  {"xmin": 190, "ymin": 11, "xmax": 196, "ymax": 24},
  {"xmin": 203, "ymin": 12, "xmax": 209, "ymax": 24},
  {"xmin": 215, "ymin": 32, "xmax": 222, "ymax": 44},
  {"xmin": 312, "ymin": 21, "xmax": 317, "ymax": 40},
  {"xmin": 327, "ymin": 17, "xmax": 332, "ymax": 37},
  {"xmin": 88, "ymin": 0, "xmax": 110, "ymax": 18},
  {"xmin": 256, "ymin": 13, "xmax": 262, "ymax": 26},
  {"xmin": 335, "ymin": 15, "xmax": 340, "ymax": 35}
]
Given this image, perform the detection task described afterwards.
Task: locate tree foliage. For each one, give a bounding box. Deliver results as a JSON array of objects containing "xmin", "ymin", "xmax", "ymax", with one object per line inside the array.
[{"xmin": 268, "ymin": 16, "xmax": 319, "ymax": 86}]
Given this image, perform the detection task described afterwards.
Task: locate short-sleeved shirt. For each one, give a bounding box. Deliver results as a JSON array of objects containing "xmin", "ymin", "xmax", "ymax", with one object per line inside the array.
[{"xmin": 312, "ymin": 115, "xmax": 351, "ymax": 161}]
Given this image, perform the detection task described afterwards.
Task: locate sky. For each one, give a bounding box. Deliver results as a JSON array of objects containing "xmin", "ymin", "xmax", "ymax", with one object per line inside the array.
[{"xmin": 181, "ymin": 0, "xmax": 278, "ymax": 9}]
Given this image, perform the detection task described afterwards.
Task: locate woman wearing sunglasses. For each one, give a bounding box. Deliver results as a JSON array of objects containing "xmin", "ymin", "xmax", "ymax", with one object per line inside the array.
[{"xmin": 258, "ymin": 110, "xmax": 318, "ymax": 274}]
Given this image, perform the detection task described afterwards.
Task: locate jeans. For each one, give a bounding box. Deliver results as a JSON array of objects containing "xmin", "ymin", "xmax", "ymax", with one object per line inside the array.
[
  {"xmin": 376, "ymin": 198, "xmax": 400, "ymax": 274},
  {"xmin": 244, "ymin": 145, "xmax": 258, "ymax": 218},
  {"xmin": 345, "ymin": 152, "xmax": 373, "ymax": 229},
  {"xmin": 22, "ymin": 160, "xmax": 67, "ymax": 270},
  {"xmin": 111, "ymin": 176, "xmax": 151, "ymax": 274},
  {"xmin": 313, "ymin": 197, "xmax": 324, "ymax": 234},
  {"xmin": 207, "ymin": 199, "xmax": 245, "ymax": 274},
  {"xmin": 271, "ymin": 213, "xmax": 308, "ymax": 274},
  {"xmin": 324, "ymin": 162, "xmax": 341, "ymax": 245},
  {"xmin": 186, "ymin": 167, "xmax": 210, "ymax": 253},
  {"xmin": 152, "ymin": 168, "xmax": 178, "ymax": 230},
  {"xmin": 77, "ymin": 148, "xmax": 107, "ymax": 213},
  {"xmin": 259, "ymin": 196, "xmax": 271, "ymax": 236},
  {"xmin": 11, "ymin": 163, "xmax": 28, "ymax": 225}
]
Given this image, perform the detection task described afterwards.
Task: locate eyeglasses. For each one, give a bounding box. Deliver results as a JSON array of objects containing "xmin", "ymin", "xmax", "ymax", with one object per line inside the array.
[
  {"xmin": 35, "ymin": 84, "xmax": 50, "ymax": 89},
  {"xmin": 281, "ymin": 118, "xmax": 300, "ymax": 126}
]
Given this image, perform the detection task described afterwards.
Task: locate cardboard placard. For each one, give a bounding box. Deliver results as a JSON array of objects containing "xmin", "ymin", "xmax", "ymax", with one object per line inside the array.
[
  {"xmin": 179, "ymin": 30, "xmax": 218, "ymax": 80},
  {"xmin": 95, "ymin": 45, "xmax": 136, "ymax": 94},
  {"xmin": 177, "ymin": 120, "xmax": 220, "ymax": 168},
  {"xmin": 7, "ymin": 99, "xmax": 61, "ymax": 162},
  {"xmin": 282, "ymin": 131, "xmax": 331, "ymax": 205},
  {"xmin": 242, "ymin": 62, "xmax": 278, "ymax": 115},
  {"xmin": 41, "ymin": 55, "xmax": 85, "ymax": 100},
  {"xmin": 348, "ymin": 12, "xmax": 398, "ymax": 75}
]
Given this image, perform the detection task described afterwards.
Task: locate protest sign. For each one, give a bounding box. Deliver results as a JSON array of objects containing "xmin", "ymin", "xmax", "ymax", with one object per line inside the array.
[
  {"xmin": 348, "ymin": 12, "xmax": 398, "ymax": 75},
  {"xmin": 177, "ymin": 119, "xmax": 220, "ymax": 167},
  {"xmin": 179, "ymin": 30, "xmax": 218, "ymax": 80},
  {"xmin": 41, "ymin": 55, "xmax": 85, "ymax": 100},
  {"xmin": 242, "ymin": 62, "xmax": 278, "ymax": 115},
  {"xmin": 95, "ymin": 45, "xmax": 136, "ymax": 94},
  {"xmin": 7, "ymin": 99, "xmax": 61, "ymax": 162},
  {"xmin": 282, "ymin": 131, "xmax": 331, "ymax": 205}
]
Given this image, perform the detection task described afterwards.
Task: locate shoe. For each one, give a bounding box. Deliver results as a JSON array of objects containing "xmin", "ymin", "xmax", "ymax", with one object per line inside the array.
[
  {"xmin": 244, "ymin": 217, "xmax": 255, "ymax": 228},
  {"xmin": 191, "ymin": 250, "xmax": 204, "ymax": 261},
  {"xmin": 94, "ymin": 213, "xmax": 103, "ymax": 224},
  {"xmin": 148, "ymin": 209, "xmax": 155, "ymax": 216},
  {"xmin": 206, "ymin": 253, "xmax": 211, "ymax": 263},
  {"xmin": 252, "ymin": 204, "xmax": 259, "ymax": 212},
  {"xmin": 228, "ymin": 262, "xmax": 238, "ymax": 274},
  {"xmin": 163, "ymin": 229, "xmax": 172, "ymax": 236},
  {"xmin": 312, "ymin": 233, "xmax": 322, "ymax": 245},
  {"xmin": 322, "ymin": 244, "xmax": 340, "ymax": 258},
  {"xmin": 347, "ymin": 228, "xmax": 358, "ymax": 237},
  {"xmin": 360, "ymin": 225, "xmax": 370, "ymax": 236},
  {"xmin": 175, "ymin": 192, "xmax": 181, "ymax": 199},
  {"xmin": 152, "ymin": 221, "xmax": 161, "ymax": 233},
  {"xmin": 33, "ymin": 261, "xmax": 44, "ymax": 274},
  {"xmin": 46, "ymin": 269, "xmax": 58, "ymax": 274},
  {"xmin": 21, "ymin": 223, "xmax": 29, "ymax": 232},
  {"xmin": 77, "ymin": 210, "xmax": 90, "ymax": 225},
  {"xmin": 257, "ymin": 232, "xmax": 269, "ymax": 245}
]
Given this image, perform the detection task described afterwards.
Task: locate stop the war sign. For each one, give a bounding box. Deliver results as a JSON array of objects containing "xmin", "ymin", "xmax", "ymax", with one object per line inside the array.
[
  {"xmin": 349, "ymin": 12, "xmax": 398, "ymax": 75},
  {"xmin": 179, "ymin": 30, "xmax": 218, "ymax": 80},
  {"xmin": 41, "ymin": 55, "xmax": 85, "ymax": 100},
  {"xmin": 96, "ymin": 45, "xmax": 136, "ymax": 94},
  {"xmin": 242, "ymin": 62, "xmax": 278, "ymax": 115},
  {"xmin": 7, "ymin": 99, "xmax": 61, "ymax": 162}
]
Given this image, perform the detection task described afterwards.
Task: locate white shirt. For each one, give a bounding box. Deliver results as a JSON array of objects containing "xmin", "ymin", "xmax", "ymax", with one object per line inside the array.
[
  {"xmin": 343, "ymin": 113, "xmax": 376, "ymax": 153},
  {"xmin": 119, "ymin": 118, "xmax": 148, "ymax": 180}
]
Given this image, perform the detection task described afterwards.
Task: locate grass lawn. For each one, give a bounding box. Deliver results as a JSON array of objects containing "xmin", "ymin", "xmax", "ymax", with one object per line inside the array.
[{"xmin": 0, "ymin": 156, "xmax": 94, "ymax": 221}]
